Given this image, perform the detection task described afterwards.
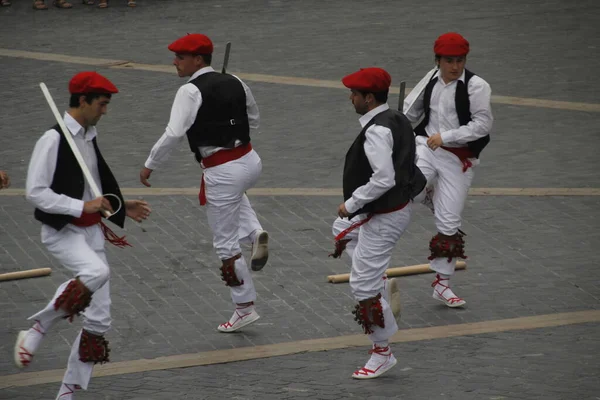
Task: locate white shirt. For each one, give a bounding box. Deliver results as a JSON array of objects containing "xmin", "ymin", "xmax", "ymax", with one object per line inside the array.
[
  {"xmin": 25, "ymin": 112, "xmax": 100, "ymax": 218},
  {"xmin": 404, "ymin": 69, "xmax": 493, "ymax": 147},
  {"xmin": 344, "ymin": 104, "xmax": 396, "ymax": 214},
  {"xmin": 144, "ymin": 66, "xmax": 260, "ymax": 170}
]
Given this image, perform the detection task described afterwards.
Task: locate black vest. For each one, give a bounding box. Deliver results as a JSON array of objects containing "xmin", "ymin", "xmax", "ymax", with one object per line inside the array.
[
  {"xmin": 33, "ymin": 124, "xmax": 126, "ymax": 231},
  {"xmin": 185, "ymin": 72, "xmax": 250, "ymax": 162},
  {"xmin": 343, "ymin": 108, "xmax": 426, "ymax": 217},
  {"xmin": 414, "ymin": 69, "xmax": 490, "ymax": 158}
]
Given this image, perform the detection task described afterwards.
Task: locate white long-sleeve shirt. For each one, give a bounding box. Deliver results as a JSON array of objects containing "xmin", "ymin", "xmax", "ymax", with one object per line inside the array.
[
  {"xmin": 404, "ymin": 69, "xmax": 493, "ymax": 147},
  {"xmin": 144, "ymin": 66, "xmax": 260, "ymax": 170},
  {"xmin": 344, "ymin": 104, "xmax": 396, "ymax": 214},
  {"xmin": 26, "ymin": 112, "xmax": 100, "ymax": 218}
]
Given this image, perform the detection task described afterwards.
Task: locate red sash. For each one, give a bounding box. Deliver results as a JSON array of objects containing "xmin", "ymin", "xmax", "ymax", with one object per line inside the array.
[
  {"xmin": 71, "ymin": 212, "xmax": 131, "ymax": 248},
  {"xmin": 441, "ymin": 146, "xmax": 474, "ymax": 172},
  {"xmin": 199, "ymin": 144, "xmax": 253, "ymax": 206},
  {"xmin": 71, "ymin": 212, "xmax": 102, "ymax": 227}
]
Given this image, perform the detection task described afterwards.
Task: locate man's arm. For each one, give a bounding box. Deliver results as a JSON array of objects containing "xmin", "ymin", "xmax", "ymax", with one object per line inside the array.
[
  {"xmin": 440, "ymin": 77, "xmax": 493, "ymax": 145},
  {"xmin": 144, "ymin": 84, "xmax": 202, "ymax": 171},
  {"xmin": 344, "ymin": 125, "xmax": 396, "ymax": 214},
  {"xmin": 25, "ymin": 130, "xmax": 85, "ymax": 216},
  {"xmin": 234, "ymin": 76, "xmax": 260, "ymax": 131}
]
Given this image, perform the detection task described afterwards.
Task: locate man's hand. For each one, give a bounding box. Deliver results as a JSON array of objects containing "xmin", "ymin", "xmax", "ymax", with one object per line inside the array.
[
  {"xmin": 140, "ymin": 167, "xmax": 153, "ymax": 187},
  {"xmin": 83, "ymin": 196, "xmax": 113, "ymax": 214},
  {"xmin": 125, "ymin": 199, "xmax": 152, "ymax": 223},
  {"xmin": 337, "ymin": 202, "xmax": 350, "ymax": 218},
  {"xmin": 427, "ymin": 133, "xmax": 443, "ymax": 150},
  {"xmin": 0, "ymin": 170, "xmax": 10, "ymax": 189}
]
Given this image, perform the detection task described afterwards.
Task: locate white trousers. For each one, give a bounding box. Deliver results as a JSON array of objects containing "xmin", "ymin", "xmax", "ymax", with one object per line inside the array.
[
  {"xmin": 332, "ymin": 204, "xmax": 412, "ymax": 343},
  {"xmin": 204, "ymin": 149, "xmax": 263, "ymax": 304},
  {"xmin": 28, "ymin": 224, "xmax": 111, "ymax": 390},
  {"xmin": 332, "ymin": 216, "xmax": 389, "ymax": 303},
  {"xmin": 413, "ymin": 136, "xmax": 475, "ymax": 276}
]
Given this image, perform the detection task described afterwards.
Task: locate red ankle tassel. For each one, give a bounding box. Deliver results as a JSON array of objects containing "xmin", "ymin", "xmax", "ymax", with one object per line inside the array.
[{"xmin": 100, "ymin": 222, "xmax": 132, "ymax": 248}]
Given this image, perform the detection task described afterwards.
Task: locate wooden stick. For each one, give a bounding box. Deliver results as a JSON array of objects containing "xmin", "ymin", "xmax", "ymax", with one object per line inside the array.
[
  {"xmin": 221, "ymin": 41, "xmax": 231, "ymax": 74},
  {"xmin": 0, "ymin": 268, "xmax": 52, "ymax": 282},
  {"xmin": 397, "ymin": 80, "xmax": 406, "ymax": 111},
  {"xmin": 327, "ymin": 261, "xmax": 467, "ymax": 284}
]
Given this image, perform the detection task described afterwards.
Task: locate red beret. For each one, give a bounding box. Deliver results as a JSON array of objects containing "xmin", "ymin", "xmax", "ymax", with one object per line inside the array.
[
  {"xmin": 434, "ymin": 32, "xmax": 470, "ymax": 56},
  {"xmin": 168, "ymin": 33, "xmax": 214, "ymax": 55},
  {"xmin": 68, "ymin": 72, "xmax": 118, "ymax": 94},
  {"xmin": 342, "ymin": 67, "xmax": 392, "ymax": 92}
]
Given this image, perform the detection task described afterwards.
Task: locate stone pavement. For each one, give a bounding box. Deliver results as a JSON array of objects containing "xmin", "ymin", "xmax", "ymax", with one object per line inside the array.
[
  {"xmin": 1, "ymin": 0, "xmax": 600, "ymax": 399},
  {"xmin": 1, "ymin": 193, "xmax": 598, "ymax": 398},
  {"xmin": 2, "ymin": 323, "xmax": 599, "ymax": 400},
  {"xmin": 1, "ymin": 0, "xmax": 600, "ymax": 190}
]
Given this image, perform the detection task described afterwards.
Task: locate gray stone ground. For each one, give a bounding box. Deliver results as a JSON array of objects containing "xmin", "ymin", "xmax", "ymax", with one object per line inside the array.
[
  {"xmin": 1, "ymin": 0, "xmax": 599, "ymax": 399},
  {"xmin": 2, "ymin": 323, "xmax": 599, "ymax": 400}
]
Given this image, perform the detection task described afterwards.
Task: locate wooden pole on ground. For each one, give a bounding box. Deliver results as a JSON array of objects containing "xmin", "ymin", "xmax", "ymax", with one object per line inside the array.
[
  {"xmin": 0, "ymin": 268, "xmax": 52, "ymax": 282},
  {"xmin": 327, "ymin": 261, "xmax": 466, "ymax": 284}
]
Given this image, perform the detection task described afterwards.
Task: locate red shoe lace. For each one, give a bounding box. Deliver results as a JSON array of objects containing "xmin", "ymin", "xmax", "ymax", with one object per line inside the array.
[
  {"xmin": 368, "ymin": 345, "xmax": 390, "ymax": 355},
  {"xmin": 18, "ymin": 346, "xmax": 33, "ymax": 366},
  {"xmin": 57, "ymin": 384, "xmax": 78, "ymax": 398},
  {"xmin": 432, "ymin": 274, "xmax": 463, "ymax": 303},
  {"xmin": 18, "ymin": 323, "xmax": 45, "ymax": 367},
  {"xmin": 353, "ymin": 346, "xmax": 390, "ymax": 376},
  {"xmin": 354, "ymin": 367, "xmax": 376, "ymax": 375},
  {"xmin": 31, "ymin": 320, "xmax": 45, "ymax": 335},
  {"xmin": 220, "ymin": 310, "xmax": 252, "ymax": 328}
]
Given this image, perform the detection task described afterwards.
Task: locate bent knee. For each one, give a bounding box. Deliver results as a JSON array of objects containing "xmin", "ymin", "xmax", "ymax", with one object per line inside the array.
[
  {"xmin": 84, "ymin": 316, "xmax": 112, "ymax": 335},
  {"xmin": 350, "ymin": 277, "xmax": 382, "ymax": 301},
  {"xmin": 332, "ymin": 217, "xmax": 349, "ymax": 236},
  {"xmin": 435, "ymin": 219, "xmax": 461, "ymax": 236},
  {"xmin": 92, "ymin": 263, "xmax": 110, "ymax": 285}
]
